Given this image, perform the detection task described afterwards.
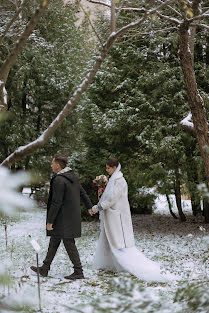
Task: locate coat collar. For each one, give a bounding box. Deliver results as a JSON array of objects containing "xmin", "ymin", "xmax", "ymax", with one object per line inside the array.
[
  {"xmin": 114, "ymin": 171, "xmax": 123, "ymax": 180},
  {"xmin": 57, "ymin": 167, "xmax": 72, "ymax": 175}
]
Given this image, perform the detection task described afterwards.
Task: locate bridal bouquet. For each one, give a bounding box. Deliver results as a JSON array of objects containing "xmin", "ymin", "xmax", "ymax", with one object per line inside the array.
[{"xmin": 93, "ymin": 175, "xmax": 108, "ymax": 200}]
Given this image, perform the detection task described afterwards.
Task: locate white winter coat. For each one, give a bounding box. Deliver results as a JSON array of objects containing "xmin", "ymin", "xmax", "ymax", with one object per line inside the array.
[{"xmin": 99, "ymin": 171, "xmax": 135, "ymax": 249}]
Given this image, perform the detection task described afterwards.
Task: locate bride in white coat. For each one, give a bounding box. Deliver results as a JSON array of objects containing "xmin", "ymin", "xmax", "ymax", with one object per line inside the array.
[{"xmin": 89, "ymin": 157, "xmax": 175, "ymax": 282}]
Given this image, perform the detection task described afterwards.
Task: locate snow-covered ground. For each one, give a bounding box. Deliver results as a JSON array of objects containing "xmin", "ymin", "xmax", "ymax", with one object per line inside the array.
[{"xmin": 1, "ymin": 195, "xmax": 209, "ymax": 312}]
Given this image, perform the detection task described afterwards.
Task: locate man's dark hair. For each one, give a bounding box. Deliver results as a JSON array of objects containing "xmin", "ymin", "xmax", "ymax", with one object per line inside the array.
[
  {"xmin": 53, "ymin": 154, "xmax": 68, "ymax": 169},
  {"xmin": 106, "ymin": 157, "xmax": 119, "ymax": 168}
]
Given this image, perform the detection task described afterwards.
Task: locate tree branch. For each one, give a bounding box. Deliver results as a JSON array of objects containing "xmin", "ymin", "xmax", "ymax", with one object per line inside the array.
[
  {"xmin": 86, "ymin": 0, "xmax": 147, "ymax": 14},
  {"xmin": 111, "ymin": 0, "xmax": 116, "ymax": 33},
  {"xmin": 156, "ymin": 0, "xmax": 182, "ymax": 16},
  {"xmin": 0, "ymin": 0, "xmax": 178, "ymax": 167},
  {"xmin": 156, "ymin": 12, "xmax": 181, "ymax": 24},
  {"xmin": 0, "ymin": 0, "xmax": 50, "ymax": 111},
  {"xmin": 1, "ymin": 13, "xmax": 150, "ymax": 167},
  {"xmin": 149, "ymin": 0, "xmax": 177, "ymax": 13},
  {"xmin": 119, "ymin": 8, "xmax": 146, "ymax": 13},
  {"xmin": 0, "ymin": 0, "xmax": 29, "ymax": 45},
  {"xmin": 187, "ymin": 0, "xmax": 203, "ymax": 65},
  {"xmin": 189, "ymin": 13, "xmax": 209, "ymax": 22},
  {"xmin": 86, "ymin": 0, "xmax": 110, "ymax": 8},
  {"xmin": 116, "ymin": 26, "xmax": 178, "ymax": 46},
  {"xmin": 197, "ymin": 23, "xmax": 209, "ymax": 30},
  {"xmin": 86, "ymin": 0, "xmax": 178, "ymax": 15},
  {"xmin": 79, "ymin": 3, "xmax": 103, "ymax": 46}
]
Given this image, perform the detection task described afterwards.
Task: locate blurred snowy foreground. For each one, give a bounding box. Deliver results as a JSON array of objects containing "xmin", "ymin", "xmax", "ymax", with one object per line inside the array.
[{"xmin": 1, "ymin": 167, "xmax": 209, "ymax": 312}]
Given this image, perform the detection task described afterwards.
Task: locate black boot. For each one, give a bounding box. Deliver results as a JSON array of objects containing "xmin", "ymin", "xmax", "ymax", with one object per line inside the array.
[
  {"xmin": 63, "ymin": 238, "xmax": 84, "ymax": 280},
  {"xmin": 30, "ymin": 265, "xmax": 49, "ymax": 277},
  {"xmin": 64, "ymin": 271, "xmax": 84, "ymax": 280}
]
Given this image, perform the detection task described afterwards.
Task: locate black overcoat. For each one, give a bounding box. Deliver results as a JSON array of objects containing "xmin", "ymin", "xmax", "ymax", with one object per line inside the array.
[{"xmin": 46, "ymin": 170, "xmax": 92, "ymax": 238}]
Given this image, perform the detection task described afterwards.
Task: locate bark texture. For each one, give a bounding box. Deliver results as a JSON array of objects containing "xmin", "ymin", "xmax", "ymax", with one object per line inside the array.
[{"xmin": 179, "ymin": 2, "xmax": 209, "ymax": 183}]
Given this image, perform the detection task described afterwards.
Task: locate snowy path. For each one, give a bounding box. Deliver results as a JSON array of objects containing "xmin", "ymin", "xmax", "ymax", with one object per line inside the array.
[{"xmin": 1, "ymin": 196, "xmax": 209, "ymax": 312}]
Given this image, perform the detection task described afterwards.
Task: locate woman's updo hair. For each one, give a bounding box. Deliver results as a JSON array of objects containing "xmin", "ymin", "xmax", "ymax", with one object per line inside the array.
[{"xmin": 106, "ymin": 157, "xmax": 119, "ymax": 168}]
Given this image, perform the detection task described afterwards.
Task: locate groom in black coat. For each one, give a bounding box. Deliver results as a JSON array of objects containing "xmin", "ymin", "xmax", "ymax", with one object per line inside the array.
[{"xmin": 30, "ymin": 154, "xmax": 93, "ymax": 280}]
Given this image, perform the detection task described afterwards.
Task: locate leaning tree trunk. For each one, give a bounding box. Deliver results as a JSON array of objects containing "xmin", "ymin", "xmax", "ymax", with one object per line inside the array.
[
  {"xmin": 166, "ymin": 193, "xmax": 178, "ymax": 219},
  {"xmin": 174, "ymin": 168, "xmax": 186, "ymax": 222},
  {"xmin": 179, "ymin": 19, "xmax": 209, "ymax": 221},
  {"xmin": 179, "ymin": 23, "xmax": 209, "ymax": 182}
]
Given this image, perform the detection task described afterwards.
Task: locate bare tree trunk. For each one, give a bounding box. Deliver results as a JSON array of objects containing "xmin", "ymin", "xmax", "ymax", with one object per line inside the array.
[
  {"xmin": 0, "ymin": 0, "xmax": 50, "ymax": 111},
  {"xmin": 174, "ymin": 168, "xmax": 186, "ymax": 222},
  {"xmin": 178, "ymin": 1, "xmax": 209, "ymax": 221},
  {"xmin": 179, "ymin": 10, "xmax": 209, "ymax": 185},
  {"xmin": 110, "ymin": 0, "xmax": 116, "ymax": 33},
  {"xmin": 182, "ymin": 135, "xmax": 202, "ymax": 217},
  {"xmin": 179, "ymin": 20, "xmax": 209, "ymax": 220},
  {"xmin": 166, "ymin": 193, "xmax": 178, "ymax": 219},
  {"xmin": 203, "ymin": 199, "xmax": 209, "ymax": 223},
  {"xmin": 188, "ymin": 0, "xmax": 202, "ymax": 64}
]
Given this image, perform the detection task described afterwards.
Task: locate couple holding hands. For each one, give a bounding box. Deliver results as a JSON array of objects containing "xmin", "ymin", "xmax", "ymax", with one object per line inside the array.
[{"xmin": 31, "ymin": 154, "xmax": 173, "ymax": 282}]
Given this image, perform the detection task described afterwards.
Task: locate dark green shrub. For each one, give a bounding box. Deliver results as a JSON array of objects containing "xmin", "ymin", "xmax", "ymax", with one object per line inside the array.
[
  {"xmin": 32, "ymin": 186, "xmax": 49, "ymax": 205},
  {"xmin": 130, "ymin": 190, "xmax": 157, "ymax": 214}
]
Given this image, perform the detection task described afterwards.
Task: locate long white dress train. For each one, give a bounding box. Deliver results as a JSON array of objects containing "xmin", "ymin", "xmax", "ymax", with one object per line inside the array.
[{"xmin": 94, "ymin": 211, "xmax": 175, "ymax": 283}]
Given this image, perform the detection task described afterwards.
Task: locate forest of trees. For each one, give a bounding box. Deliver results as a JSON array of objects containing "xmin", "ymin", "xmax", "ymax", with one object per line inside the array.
[{"xmin": 0, "ymin": 0, "xmax": 209, "ymax": 220}]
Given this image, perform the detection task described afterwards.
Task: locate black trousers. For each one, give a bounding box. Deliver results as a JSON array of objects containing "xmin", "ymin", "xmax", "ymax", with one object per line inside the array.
[{"xmin": 43, "ymin": 237, "xmax": 83, "ymax": 273}]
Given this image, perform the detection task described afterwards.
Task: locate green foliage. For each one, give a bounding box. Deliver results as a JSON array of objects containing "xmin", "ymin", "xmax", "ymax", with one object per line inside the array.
[
  {"xmin": 32, "ymin": 186, "xmax": 49, "ymax": 204},
  {"xmin": 75, "ymin": 8, "xmax": 208, "ymax": 215},
  {"xmin": 130, "ymin": 189, "xmax": 156, "ymax": 214},
  {"xmin": 0, "ymin": 0, "xmax": 92, "ymax": 182},
  {"xmin": 1, "ymin": 0, "xmax": 208, "ymax": 218},
  {"xmin": 76, "ymin": 18, "xmax": 184, "ymax": 212}
]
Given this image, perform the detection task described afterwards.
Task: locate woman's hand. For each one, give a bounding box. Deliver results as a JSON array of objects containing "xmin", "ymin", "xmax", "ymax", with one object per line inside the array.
[
  {"xmin": 92, "ymin": 205, "xmax": 99, "ymax": 213},
  {"xmin": 89, "ymin": 205, "xmax": 99, "ymax": 216}
]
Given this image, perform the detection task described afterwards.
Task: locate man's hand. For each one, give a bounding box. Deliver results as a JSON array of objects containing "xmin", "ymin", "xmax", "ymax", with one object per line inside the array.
[{"xmin": 46, "ymin": 223, "xmax": 53, "ymax": 231}]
